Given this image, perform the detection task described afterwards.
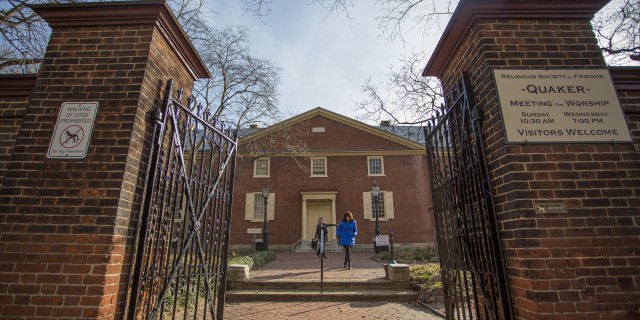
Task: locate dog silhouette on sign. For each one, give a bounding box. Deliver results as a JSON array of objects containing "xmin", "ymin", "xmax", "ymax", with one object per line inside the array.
[{"xmin": 64, "ymin": 129, "xmax": 80, "ymax": 144}]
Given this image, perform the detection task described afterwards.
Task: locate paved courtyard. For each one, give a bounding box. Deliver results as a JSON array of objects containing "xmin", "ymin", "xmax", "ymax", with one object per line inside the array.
[
  {"xmin": 224, "ymin": 251, "xmax": 444, "ymax": 319},
  {"xmin": 224, "ymin": 301, "xmax": 443, "ymax": 319}
]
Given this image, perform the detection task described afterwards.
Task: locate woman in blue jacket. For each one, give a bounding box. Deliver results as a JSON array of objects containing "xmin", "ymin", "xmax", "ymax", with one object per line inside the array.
[{"xmin": 337, "ymin": 211, "xmax": 358, "ymax": 269}]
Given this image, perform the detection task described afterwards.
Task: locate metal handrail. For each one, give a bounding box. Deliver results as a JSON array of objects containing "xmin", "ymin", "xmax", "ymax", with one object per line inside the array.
[{"xmin": 290, "ymin": 238, "xmax": 303, "ymax": 252}]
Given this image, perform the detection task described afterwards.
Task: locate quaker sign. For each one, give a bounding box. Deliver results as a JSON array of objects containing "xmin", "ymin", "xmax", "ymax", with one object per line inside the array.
[
  {"xmin": 493, "ymin": 69, "xmax": 632, "ymax": 144},
  {"xmin": 47, "ymin": 102, "xmax": 99, "ymax": 159}
]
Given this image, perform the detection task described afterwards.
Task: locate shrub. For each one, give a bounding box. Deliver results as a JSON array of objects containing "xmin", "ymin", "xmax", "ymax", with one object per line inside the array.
[
  {"xmin": 228, "ymin": 250, "xmax": 276, "ymax": 270},
  {"xmin": 410, "ymin": 264, "xmax": 443, "ymax": 295},
  {"xmin": 373, "ymin": 247, "xmax": 439, "ymax": 263}
]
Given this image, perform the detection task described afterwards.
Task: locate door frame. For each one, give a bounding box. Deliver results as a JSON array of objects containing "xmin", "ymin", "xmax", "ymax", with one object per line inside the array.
[{"xmin": 300, "ymin": 191, "xmax": 337, "ymax": 240}]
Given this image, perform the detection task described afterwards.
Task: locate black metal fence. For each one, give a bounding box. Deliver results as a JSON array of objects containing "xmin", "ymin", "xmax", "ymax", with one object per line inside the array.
[
  {"xmin": 424, "ymin": 73, "xmax": 514, "ymax": 320},
  {"xmin": 125, "ymin": 80, "xmax": 238, "ymax": 319}
]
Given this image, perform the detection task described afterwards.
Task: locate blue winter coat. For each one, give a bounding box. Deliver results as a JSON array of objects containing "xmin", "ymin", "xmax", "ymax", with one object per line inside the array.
[{"xmin": 337, "ymin": 220, "xmax": 358, "ymax": 246}]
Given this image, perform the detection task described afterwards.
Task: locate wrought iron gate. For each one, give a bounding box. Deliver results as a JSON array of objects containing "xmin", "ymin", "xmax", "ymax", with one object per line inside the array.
[
  {"xmin": 125, "ymin": 80, "xmax": 238, "ymax": 319},
  {"xmin": 424, "ymin": 73, "xmax": 514, "ymax": 320}
]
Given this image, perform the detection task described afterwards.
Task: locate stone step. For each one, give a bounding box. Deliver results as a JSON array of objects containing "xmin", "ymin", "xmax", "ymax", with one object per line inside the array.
[
  {"xmin": 293, "ymin": 240, "xmax": 342, "ymax": 252},
  {"xmin": 236, "ymin": 279, "xmax": 414, "ymax": 291},
  {"xmin": 226, "ymin": 278, "xmax": 419, "ymax": 303},
  {"xmin": 225, "ymin": 288, "xmax": 419, "ymax": 302},
  {"xmin": 294, "ymin": 247, "xmax": 343, "ymax": 252}
]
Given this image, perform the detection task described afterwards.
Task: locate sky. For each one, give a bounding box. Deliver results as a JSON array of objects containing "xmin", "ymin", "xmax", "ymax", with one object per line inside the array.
[{"xmin": 208, "ymin": 1, "xmax": 442, "ymax": 124}]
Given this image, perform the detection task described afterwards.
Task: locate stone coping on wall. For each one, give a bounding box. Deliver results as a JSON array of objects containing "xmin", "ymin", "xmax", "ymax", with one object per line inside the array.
[
  {"xmin": 30, "ymin": 0, "xmax": 210, "ymax": 80},
  {"xmin": 0, "ymin": 74, "xmax": 37, "ymax": 97},
  {"xmin": 422, "ymin": 0, "xmax": 610, "ymax": 78},
  {"xmin": 610, "ymin": 66, "xmax": 640, "ymax": 91}
]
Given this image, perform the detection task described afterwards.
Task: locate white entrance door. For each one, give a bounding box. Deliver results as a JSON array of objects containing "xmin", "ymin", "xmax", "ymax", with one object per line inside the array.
[{"xmin": 306, "ymin": 200, "xmax": 332, "ymax": 240}]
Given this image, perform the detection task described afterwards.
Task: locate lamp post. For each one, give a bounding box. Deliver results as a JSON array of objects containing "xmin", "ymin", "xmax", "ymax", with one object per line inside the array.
[
  {"xmin": 262, "ymin": 184, "xmax": 270, "ymax": 251},
  {"xmin": 372, "ymin": 182, "xmax": 381, "ymax": 235},
  {"xmin": 371, "ymin": 182, "xmax": 381, "ymax": 253}
]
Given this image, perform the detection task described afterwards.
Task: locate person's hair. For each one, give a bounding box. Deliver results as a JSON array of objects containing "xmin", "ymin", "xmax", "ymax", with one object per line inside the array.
[{"xmin": 343, "ymin": 211, "xmax": 354, "ymax": 221}]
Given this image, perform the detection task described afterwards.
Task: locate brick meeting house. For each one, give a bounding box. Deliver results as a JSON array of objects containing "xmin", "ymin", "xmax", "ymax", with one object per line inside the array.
[{"xmin": 229, "ymin": 107, "xmax": 435, "ymax": 251}]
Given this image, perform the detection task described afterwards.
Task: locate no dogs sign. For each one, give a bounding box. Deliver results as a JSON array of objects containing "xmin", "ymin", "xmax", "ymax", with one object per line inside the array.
[{"xmin": 47, "ymin": 102, "xmax": 99, "ymax": 159}]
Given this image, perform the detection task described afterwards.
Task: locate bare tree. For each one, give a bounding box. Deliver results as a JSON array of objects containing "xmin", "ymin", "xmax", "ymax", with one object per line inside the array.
[
  {"xmin": 168, "ymin": 0, "xmax": 210, "ymax": 37},
  {"xmin": 0, "ymin": 0, "xmax": 58, "ymax": 73},
  {"xmin": 1, "ymin": 0, "xmax": 208, "ymax": 73},
  {"xmin": 1, "ymin": 0, "xmax": 283, "ymax": 127},
  {"xmin": 357, "ymin": 51, "xmax": 441, "ymax": 126},
  {"xmin": 286, "ymin": 0, "xmax": 639, "ymax": 65},
  {"xmin": 321, "ymin": 0, "xmax": 638, "ymax": 127},
  {"xmin": 191, "ymin": 26, "xmax": 282, "ymax": 130},
  {"xmin": 240, "ymin": 0, "xmax": 272, "ymax": 18},
  {"xmin": 373, "ymin": 0, "xmax": 455, "ymax": 42},
  {"xmin": 239, "ymin": 0, "xmax": 638, "ymax": 131},
  {"xmin": 165, "ymin": 0, "xmax": 284, "ymax": 129},
  {"xmin": 8, "ymin": 0, "xmax": 636, "ymax": 130},
  {"xmin": 242, "ymin": 0, "xmax": 355, "ymax": 19},
  {"xmin": 6, "ymin": 0, "xmax": 638, "ymax": 72},
  {"xmin": 238, "ymin": 121, "xmax": 312, "ymax": 175},
  {"xmin": 593, "ymin": 0, "xmax": 640, "ymax": 64}
]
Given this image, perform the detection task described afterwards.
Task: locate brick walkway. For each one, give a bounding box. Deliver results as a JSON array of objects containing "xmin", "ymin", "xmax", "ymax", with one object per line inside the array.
[
  {"xmin": 224, "ymin": 301, "xmax": 442, "ymax": 319},
  {"xmin": 224, "ymin": 251, "xmax": 444, "ymax": 319},
  {"xmin": 246, "ymin": 251, "xmax": 386, "ymax": 280}
]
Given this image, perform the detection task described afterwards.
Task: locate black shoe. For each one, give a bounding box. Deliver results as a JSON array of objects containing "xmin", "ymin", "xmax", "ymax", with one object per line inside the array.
[
  {"xmin": 323, "ymin": 255, "xmax": 327, "ymax": 258},
  {"xmin": 347, "ymin": 263, "xmax": 352, "ymax": 270}
]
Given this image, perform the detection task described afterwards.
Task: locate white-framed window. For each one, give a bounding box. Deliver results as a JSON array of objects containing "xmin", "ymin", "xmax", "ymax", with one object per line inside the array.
[
  {"xmin": 254, "ymin": 158, "xmax": 270, "ymax": 177},
  {"xmin": 373, "ymin": 193, "xmax": 386, "ymax": 218},
  {"xmin": 311, "ymin": 157, "xmax": 327, "ymax": 177},
  {"xmin": 368, "ymin": 156, "xmax": 384, "ymax": 176},
  {"xmin": 362, "ymin": 191, "xmax": 394, "ymax": 220},
  {"xmin": 245, "ymin": 192, "xmax": 275, "ymax": 222},
  {"xmin": 253, "ymin": 194, "xmax": 266, "ymax": 219}
]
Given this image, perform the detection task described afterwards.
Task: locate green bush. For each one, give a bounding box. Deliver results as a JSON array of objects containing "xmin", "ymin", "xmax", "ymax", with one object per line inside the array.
[
  {"xmin": 161, "ymin": 251, "xmax": 276, "ymax": 313},
  {"xmin": 228, "ymin": 250, "xmax": 276, "ymax": 270},
  {"xmin": 373, "ymin": 247, "xmax": 439, "ymax": 263},
  {"xmin": 410, "ymin": 264, "xmax": 443, "ymax": 295}
]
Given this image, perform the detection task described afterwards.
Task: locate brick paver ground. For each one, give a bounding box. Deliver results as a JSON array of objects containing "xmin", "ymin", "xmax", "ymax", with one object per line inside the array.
[
  {"xmin": 224, "ymin": 301, "xmax": 442, "ymax": 319},
  {"xmin": 224, "ymin": 251, "xmax": 444, "ymax": 319},
  {"xmin": 247, "ymin": 251, "xmax": 386, "ymax": 281}
]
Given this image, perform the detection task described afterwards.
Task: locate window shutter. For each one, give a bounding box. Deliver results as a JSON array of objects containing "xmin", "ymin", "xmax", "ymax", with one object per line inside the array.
[
  {"xmin": 267, "ymin": 193, "xmax": 275, "ymax": 220},
  {"xmin": 363, "ymin": 192, "xmax": 372, "ymax": 220},
  {"xmin": 384, "ymin": 192, "xmax": 394, "ymax": 219},
  {"xmin": 245, "ymin": 193, "xmax": 254, "ymax": 220}
]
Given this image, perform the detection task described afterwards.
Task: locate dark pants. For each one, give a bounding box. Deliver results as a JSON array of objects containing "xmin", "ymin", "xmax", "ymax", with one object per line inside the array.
[
  {"xmin": 343, "ymin": 245, "xmax": 352, "ymax": 266},
  {"xmin": 316, "ymin": 241, "xmax": 326, "ymax": 256}
]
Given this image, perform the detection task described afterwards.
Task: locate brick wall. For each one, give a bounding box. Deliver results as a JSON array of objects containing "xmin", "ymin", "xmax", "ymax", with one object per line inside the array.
[
  {"xmin": 424, "ymin": 1, "xmax": 640, "ymax": 319},
  {"xmin": 0, "ymin": 2, "xmax": 206, "ymax": 319},
  {"xmin": 0, "ymin": 76, "xmax": 35, "ymax": 190}
]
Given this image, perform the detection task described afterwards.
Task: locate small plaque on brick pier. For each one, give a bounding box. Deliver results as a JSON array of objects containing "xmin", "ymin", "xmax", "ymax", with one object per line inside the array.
[{"xmin": 534, "ymin": 202, "xmax": 567, "ymax": 214}]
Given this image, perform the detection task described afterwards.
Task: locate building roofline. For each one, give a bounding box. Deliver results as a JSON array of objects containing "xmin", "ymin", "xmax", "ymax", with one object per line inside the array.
[{"xmin": 240, "ymin": 107, "xmax": 425, "ymax": 150}]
